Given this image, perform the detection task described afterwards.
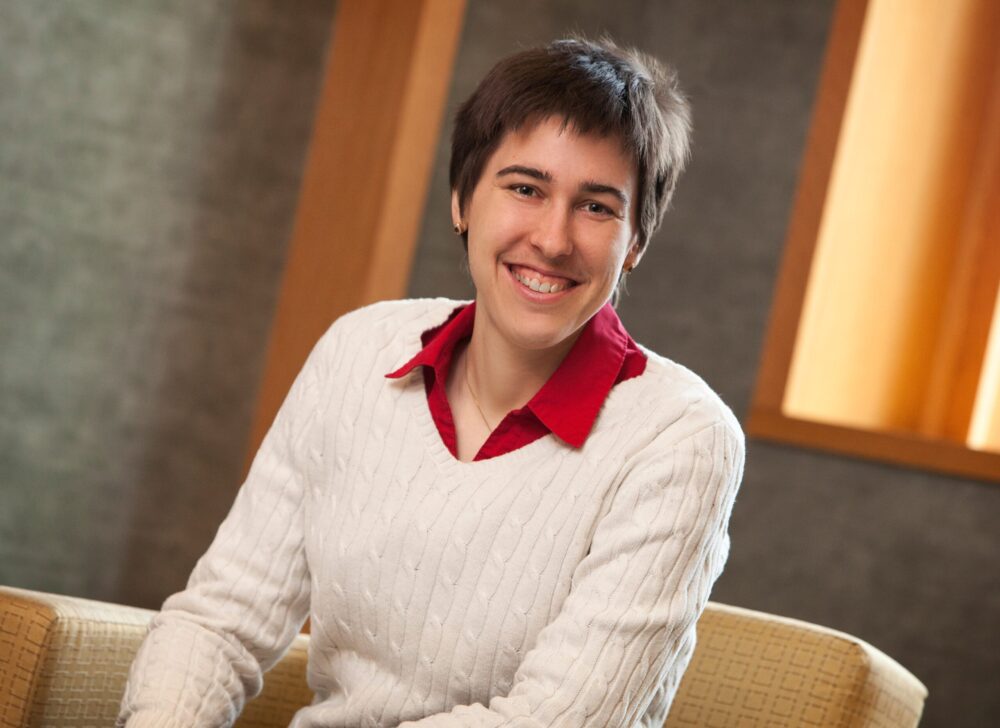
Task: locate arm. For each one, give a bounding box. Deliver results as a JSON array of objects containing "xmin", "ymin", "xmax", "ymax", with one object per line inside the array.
[
  {"xmin": 401, "ymin": 419, "xmax": 744, "ymax": 728},
  {"xmin": 117, "ymin": 329, "xmax": 333, "ymax": 728}
]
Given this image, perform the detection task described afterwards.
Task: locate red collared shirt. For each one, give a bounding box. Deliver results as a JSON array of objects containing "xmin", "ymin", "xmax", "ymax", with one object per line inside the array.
[{"xmin": 386, "ymin": 302, "xmax": 646, "ymax": 461}]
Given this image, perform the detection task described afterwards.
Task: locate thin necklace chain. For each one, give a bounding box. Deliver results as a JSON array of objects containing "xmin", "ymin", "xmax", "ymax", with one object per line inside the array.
[{"xmin": 464, "ymin": 353, "xmax": 495, "ymax": 431}]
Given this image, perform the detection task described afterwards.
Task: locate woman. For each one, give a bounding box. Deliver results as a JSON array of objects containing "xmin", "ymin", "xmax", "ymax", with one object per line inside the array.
[{"xmin": 119, "ymin": 37, "xmax": 744, "ymax": 728}]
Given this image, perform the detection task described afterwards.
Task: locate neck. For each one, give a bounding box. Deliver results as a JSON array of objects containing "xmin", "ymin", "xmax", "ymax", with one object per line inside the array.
[{"xmin": 464, "ymin": 303, "xmax": 580, "ymax": 418}]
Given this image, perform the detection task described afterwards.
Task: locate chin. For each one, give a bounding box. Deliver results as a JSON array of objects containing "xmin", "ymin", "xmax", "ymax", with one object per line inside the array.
[{"xmin": 501, "ymin": 318, "xmax": 578, "ymax": 352}]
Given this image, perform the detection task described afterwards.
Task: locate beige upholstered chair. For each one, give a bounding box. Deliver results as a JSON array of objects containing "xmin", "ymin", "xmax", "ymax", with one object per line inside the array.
[{"xmin": 0, "ymin": 586, "xmax": 926, "ymax": 727}]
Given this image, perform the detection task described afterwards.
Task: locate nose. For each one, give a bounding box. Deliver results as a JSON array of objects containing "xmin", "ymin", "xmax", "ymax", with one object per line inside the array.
[{"xmin": 531, "ymin": 205, "xmax": 574, "ymax": 259}]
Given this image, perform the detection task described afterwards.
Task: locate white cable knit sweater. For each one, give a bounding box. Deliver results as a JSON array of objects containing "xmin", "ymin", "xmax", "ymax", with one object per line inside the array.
[{"xmin": 119, "ymin": 298, "xmax": 745, "ymax": 728}]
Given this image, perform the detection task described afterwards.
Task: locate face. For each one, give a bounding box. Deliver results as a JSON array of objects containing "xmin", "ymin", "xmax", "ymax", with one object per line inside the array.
[{"xmin": 452, "ymin": 116, "xmax": 641, "ymax": 354}]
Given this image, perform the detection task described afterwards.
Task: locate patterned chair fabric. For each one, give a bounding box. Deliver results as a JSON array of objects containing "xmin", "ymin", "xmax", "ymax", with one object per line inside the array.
[{"xmin": 0, "ymin": 586, "xmax": 926, "ymax": 728}]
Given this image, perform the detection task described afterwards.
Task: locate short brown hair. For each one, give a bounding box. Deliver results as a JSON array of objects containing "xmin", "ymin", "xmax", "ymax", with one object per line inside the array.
[{"xmin": 450, "ymin": 37, "xmax": 692, "ymax": 253}]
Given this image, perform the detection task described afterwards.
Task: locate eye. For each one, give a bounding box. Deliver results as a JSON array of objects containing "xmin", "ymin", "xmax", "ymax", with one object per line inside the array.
[
  {"xmin": 510, "ymin": 184, "xmax": 537, "ymax": 197},
  {"xmin": 583, "ymin": 201, "xmax": 619, "ymax": 218}
]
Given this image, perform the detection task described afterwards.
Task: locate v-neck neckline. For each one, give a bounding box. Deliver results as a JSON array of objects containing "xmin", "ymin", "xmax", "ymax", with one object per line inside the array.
[{"xmin": 397, "ymin": 366, "xmax": 565, "ymax": 474}]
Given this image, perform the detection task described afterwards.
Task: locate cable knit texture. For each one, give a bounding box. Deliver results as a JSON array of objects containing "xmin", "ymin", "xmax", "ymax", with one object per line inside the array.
[{"xmin": 118, "ymin": 298, "xmax": 745, "ymax": 728}]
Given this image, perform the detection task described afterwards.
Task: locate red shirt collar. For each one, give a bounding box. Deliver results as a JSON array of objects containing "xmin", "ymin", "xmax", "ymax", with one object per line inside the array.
[{"xmin": 386, "ymin": 301, "xmax": 634, "ymax": 448}]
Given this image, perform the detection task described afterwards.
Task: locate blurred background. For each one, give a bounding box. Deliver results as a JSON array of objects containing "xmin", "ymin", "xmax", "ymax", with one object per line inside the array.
[{"xmin": 1, "ymin": 2, "xmax": 997, "ymax": 727}]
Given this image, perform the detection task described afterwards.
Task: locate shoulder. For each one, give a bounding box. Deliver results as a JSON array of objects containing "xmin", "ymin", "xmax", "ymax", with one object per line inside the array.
[
  {"xmin": 615, "ymin": 351, "xmax": 746, "ymax": 520},
  {"xmin": 323, "ymin": 298, "xmax": 466, "ymax": 339},
  {"xmin": 311, "ymin": 298, "xmax": 467, "ymax": 353},
  {"xmin": 301, "ymin": 298, "xmax": 469, "ymax": 382},
  {"xmin": 609, "ymin": 346, "xmax": 744, "ymax": 460}
]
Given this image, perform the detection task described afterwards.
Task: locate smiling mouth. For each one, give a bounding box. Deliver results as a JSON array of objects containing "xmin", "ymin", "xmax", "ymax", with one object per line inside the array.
[{"xmin": 507, "ymin": 264, "xmax": 578, "ymax": 294}]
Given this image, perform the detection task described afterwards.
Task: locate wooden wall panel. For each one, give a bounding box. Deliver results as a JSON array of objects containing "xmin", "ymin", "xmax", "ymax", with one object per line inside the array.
[{"xmin": 246, "ymin": 0, "xmax": 466, "ymax": 464}]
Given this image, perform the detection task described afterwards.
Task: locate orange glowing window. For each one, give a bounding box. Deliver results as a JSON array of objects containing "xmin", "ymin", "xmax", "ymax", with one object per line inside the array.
[{"xmin": 749, "ymin": 0, "xmax": 1000, "ymax": 483}]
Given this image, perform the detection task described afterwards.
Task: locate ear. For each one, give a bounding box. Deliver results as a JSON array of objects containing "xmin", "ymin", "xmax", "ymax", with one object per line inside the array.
[
  {"xmin": 624, "ymin": 241, "xmax": 643, "ymax": 271},
  {"xmin": 450, "ymin": 190, "xmax": 462, "ymax": 228}
]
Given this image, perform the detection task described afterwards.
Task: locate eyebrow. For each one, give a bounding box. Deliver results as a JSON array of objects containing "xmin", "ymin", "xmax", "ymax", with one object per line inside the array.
[
  {"xmin": 581, "ymin": 180, "xmax": 629, "ymax": 206},
  {"xmin": 496, "ymin": 165, "xmax": 629, "ymax": 206},
  {"xmin": 496, "ymin": 165, "xmax": 552, "ymax": 183}
]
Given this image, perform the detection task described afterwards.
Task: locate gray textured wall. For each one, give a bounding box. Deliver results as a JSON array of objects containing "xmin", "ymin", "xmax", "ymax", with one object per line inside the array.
[
  {"xmin": 0, "ymin": 1, "xmax": 336, "ymax": 607},
  {"xmin": 410, "ymin": 3, "xmax": 1000, "ymax": 728},
  {"xmin": 2, "ymin": 2, "xmax": 997, "ymax": 727}
]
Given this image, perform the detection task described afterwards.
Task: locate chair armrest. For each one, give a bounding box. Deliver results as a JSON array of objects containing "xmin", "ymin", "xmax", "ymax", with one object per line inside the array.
[
  {"xmin": 666, "ymin": 602, "xmax": 928, "ymax": 727},
  {"xmin": 0, "ymin": 586, "xmax": 312, "ymax": 728}
]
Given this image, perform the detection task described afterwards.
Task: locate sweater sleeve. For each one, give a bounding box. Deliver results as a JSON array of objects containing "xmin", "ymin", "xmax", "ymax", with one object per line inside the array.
[
  {"xmin": 117, "ymin": 329, "xmax": 333, "ymax": 728},
  {"xmin": 399, "ymin": 418, "xmax": 745, "ymax": 728}
]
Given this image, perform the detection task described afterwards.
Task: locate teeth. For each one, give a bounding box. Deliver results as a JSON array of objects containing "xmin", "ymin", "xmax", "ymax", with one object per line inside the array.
[{"xmin": 512, "ymin": 269, "xmax": 569, "ymax": 294}]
